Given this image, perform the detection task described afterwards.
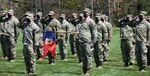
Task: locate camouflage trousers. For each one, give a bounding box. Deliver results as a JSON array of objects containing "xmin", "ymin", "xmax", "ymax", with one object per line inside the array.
[
  {"xmin": 102, "ymin": 41, "xmax": 109, "ymax": 61},
  {"xmin": 93, "ymin": 41, "xmax": 103, "ymax": 67},
  {"xmin": 0, "ymin": 35, "xmax": 7, "ymax": 57},
  {"xmin": 58, "ymin": 38, "xmax": 67, "ymax": 59},
  {"xmin": 147, "ymin": 46, "xmax": 150, "ymax": 66},
  {"xmin": 69, "ymin": 34, "xmax": 76, "ymax": 55},
  {"xmin": 5, "ymin": 36, "xmax": 16, "ymax": 61},
  {"xmin": 121, "ymin": 39, "xmax": 135, "ymax": 65},
  {"xmin": 76, "ymin": 38, "xmax": 82, "ymax": 62},
  {"xmin": 23, "ymin": 45, "xmax": 36, "ymax": 73},
  {"xmin": 35, "ymin": 45, "xmax": 42, "ymax": 60},
  {"xmin": 135, "ymin": 41, "xmax": 147, "ymax": 70},
  {"xmin": 79, "ymin": 41, "xmax": 92, "ymax": 70}
]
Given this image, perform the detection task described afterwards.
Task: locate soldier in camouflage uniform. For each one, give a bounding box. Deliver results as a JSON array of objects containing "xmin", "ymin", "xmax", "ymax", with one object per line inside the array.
[
  {"xmin": 58, "ymin": 14, "xmax": 71, "ymax": 60},
  {"xmin": 119, "ymin": 15, "xmax": 135, "ymax": 67},
  {"xmin": 34, "ymin": 12, "xmax": 43, "ymax": 60},
  {"xmin": 22, "ymin": 13, "xmax": 40, "ymax": 74},
  {"xmin": 75, "ymin": 13, "xmax": 84, "ymax": 63},
  {"xmin": 68, "ymin": 13, "xmax": 77, "ymax": 55},
  {"xmin": 93, "ymin": 13, "xmax": 107, "ymax": 69},
  {"xmin": 100, "ymin": 15, "xmax": 109, "ymax": 62},
  {"xmin": 0, "ymin": 10, "xmax": 7, "ymax": 58},
  {"xmin": 42, "ymin": 11, "xmax": 62, "ymax": 64},
  {"xmin": 146, "ymin": 16, "xmax": 150, "ymax": 66},
  {"xmin": 103, "ymin": 15, "xmax": 113, "ymax": 59},
  {"xmin": 78, "ymin": 8, "xmax": 97, "ymax": 75},
  {"xmin": 3, "ymin": 10, "xmax": 19, "ymax": 62},
  {"xmin": 135, "ymin": 11, "xmax": 150, "ymax": 72}
]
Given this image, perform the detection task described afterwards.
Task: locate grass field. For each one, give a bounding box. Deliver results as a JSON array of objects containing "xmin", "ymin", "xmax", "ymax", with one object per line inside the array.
[{"xmin": 0, "ymin": 27, "xmax": 150, "ymax": 76}]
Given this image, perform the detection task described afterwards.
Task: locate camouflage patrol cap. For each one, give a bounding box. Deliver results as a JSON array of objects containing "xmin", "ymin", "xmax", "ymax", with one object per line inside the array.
[
  {"xmin": 60, "ymin": 14, "xmax": 66, "ymax": 19},
  {"xmin": 127, "ymin": 14, "xmax": 132, "ymax": 17},
  {"xmin": 25, "ymin": 12, "xmax": 30, "ymax": 15},
  {"xmin": 7, "ymin": 9, "xmax": 14, "ymax": 15},
  {"xmin": 26, "ymin": 13, "xmax": 34, "ymax": 19},
  {"xmin": 147, "ymin": 16, "xmax": 150, "ymax": 19},
  {"xmin": 72, "ymin": 13, "xmax": 77, "ymax": 18},
  {"xmin": 79, "ymin": 13, "xmax": 83, "ymax": 17},
  {"xmin": 48, "ymin": 11, "xmax": 55, "ymax": 15},
  {"xmin": 36, "ymin": 12, "xmax": 42, "ymax": 16},
  {"xmin": 83, "ymin": 8, "xmax": 91, "ymax": 13},
  {"xmin": 139, "ymin": 11, "xmax": 147, "ymax": 15},
  {"xmin": 95, "ymin": 13, "xmax": 101, "ymax": 17}
]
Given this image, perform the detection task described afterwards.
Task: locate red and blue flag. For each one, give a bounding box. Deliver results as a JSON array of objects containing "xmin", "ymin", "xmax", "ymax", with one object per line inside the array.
[{"xmin": 42, "ymin": 31, "xmax": 56, "ymax": 58}]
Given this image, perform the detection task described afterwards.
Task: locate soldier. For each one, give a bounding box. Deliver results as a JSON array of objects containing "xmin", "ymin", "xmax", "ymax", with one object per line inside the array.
[
  {"xmin": 22, "ymin": 13, "xmax": 40, "ymax": 74},
  {"xmin": 100, "ymin": 15, "xmax": 109, "ymax": 62},
  {"xmin": 0, "ymin": 10, "xmax": 7, "ymax": 58},
  {"xmin": 78, "ymin": 8, "xmax": 97, "ymax": 75},
  {"xmin": 58, "ymin": 14, "xmax": 71, "ymax": 60},
  {"xmin": 135, "ymin": 11, "xmax": 150, "ymax": 72},
  {"xmin": 75, "ymin": 13, "xmax": 84, "ymax": 63},
  {"xmin": 146, "ymin": 16, "xmax": 150, "ymax": 66},
  {"xmin": 40, "ymin": 11, "xmax": 62, "ymax": 64},
  {"xmin": 103, "ymin": 15, "xmax": 113, "ymax": 59},
  {"xmin": 3, "ymin": 9, "xmax": 19, "ymax": 62},
  {"xmin": 68, "ymin": 13, "xmax": 77, "ymax": 55},
  {"xmin": 93, "ymin": 13, "xmax": 107, "ymax": 69},
  {"xmin": 119, "ymin": 15, "xmax": 135, "ymax": 67},
  {"xmin": 34, "ymin": 12, "xmax": 43, "ymax": 60}
]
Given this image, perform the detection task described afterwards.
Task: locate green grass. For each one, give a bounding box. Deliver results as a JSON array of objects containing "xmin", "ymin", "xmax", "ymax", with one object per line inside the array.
[{"xmin": 0, "ymin": 27, "xmax": 150, "ymax": 76}]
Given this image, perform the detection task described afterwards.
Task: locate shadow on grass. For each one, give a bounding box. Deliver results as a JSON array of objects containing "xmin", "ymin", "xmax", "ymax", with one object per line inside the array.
[
  {"xmin": 53, "ymin": 71, "xmax": 81, "ymax": 75},
  {"xmin": 0, "ymin": 70, "xmax": 25, "ymax": 74}
]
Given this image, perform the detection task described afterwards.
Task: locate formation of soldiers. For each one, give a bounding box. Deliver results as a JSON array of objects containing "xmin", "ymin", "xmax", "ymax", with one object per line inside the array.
[
  {"xmin": 119, "ymin": 11, "xmax": 150, "ymax": 73},
  {"xmin": 0, "ymin": 8, "xmax": 149, "ymax": 76}
]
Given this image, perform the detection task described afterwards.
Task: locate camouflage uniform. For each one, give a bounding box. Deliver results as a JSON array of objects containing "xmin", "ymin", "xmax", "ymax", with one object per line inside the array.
[
  {"xmin": 0, "ymin": 10, "xmax": 7, "ymax": 58},
  {"xmin": 120, "ymin": 17, "xmax": 135, "ymax": 66},
  {"xmin": 135, "ymin": 13, "xmax": 150, "ymax": 71},
  {"xmin": 75, "ymin": 14, "xmax": 83, "ymax": 63},
  {"xmin": 146, "ymin": 16, "xmax": 150, "ymax": 66},
  {"xmin": 3, "ymin": 10, "xmax": 19, "ymax": 61},
  {"xmin": 78, "ymin": 9, "xmax": 97, "ymax": 74},
  {"xmin": 44, "ymin": 11, "xmax": 62, "ymax": 63},
  {"xmin": 34, "ymin": 12, "xmax": 43, "ymax": 60},
  {"xmin": 93, "ymin": 16, "xmax": 107, "ymax": 68},
  {"xmin": 22, "ymin": 14, "xmax": 40, "ymax": 73},
  {"xmin": 58, "ymin": 14, "xmax": 71, "ymax": 60},
  {"xmin": 100, "ymin": 15, "xmax": 109, "ymax": 61},
  {"xmin": 103, "ymin": 20, "xmax": 113, "ymax": 59},
  {"xmin": 68, "ymin": 13, "xmax": 77, "ymax": 55}
]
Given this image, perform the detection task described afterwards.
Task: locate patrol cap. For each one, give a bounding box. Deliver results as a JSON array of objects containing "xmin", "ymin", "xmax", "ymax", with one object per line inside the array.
[
  {"xmin": 7, "ymin": 9, "xmax": 14, "ymax": 15},
  {"xmin": 79, "ymin": 13, "xmax": 83, "ymax": 17},
  {"xmin": 25, "ymin": 12, "xmax": 30, "ymax": 15},
  {"xmin": 72, "ymin": 13, "xmax": 77, "ymax": 18},
  {"xmin": 139, "ymin": 11, "xmax": 147, "ymax": 16},
  {"xmin": 26, "ymin": 13, "xmax": 34, "ymax": 19},
  {"xmin": 126, "ymin": 14, "xmax": 132, "ymax": 18},
  {"xmin": 48, "ymin": 11, "xmax": 55, "ymax": 15},
  {"xmin": 36, "ymin": 12, "xmax": 42, "ymax": 16},
  {"xmin": 60, "ymin": 14, "xmax": 66, "ymax": 19},
  {"xmin": 147, "ymin": 16, "xmax": 150, "ymax": 19},
  {"xmin": 95, "ymin": 13, "xmax": 101, "ymax": 17},
  {"xmin": 83, "ymin": 8, "xmax": 91, "ymax": 13}
]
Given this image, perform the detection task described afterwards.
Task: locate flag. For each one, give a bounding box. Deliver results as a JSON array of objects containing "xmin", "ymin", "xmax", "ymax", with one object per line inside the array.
[{"xmin": 42, "ymin": 31, "xmax": 56, "ymax": 58}]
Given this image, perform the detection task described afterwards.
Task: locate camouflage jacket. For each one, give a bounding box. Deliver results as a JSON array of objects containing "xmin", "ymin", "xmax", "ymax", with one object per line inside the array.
[
  {"xmin": 135, "ymin": 19, "xmax": 150, "ymax": 44},
  {"xmin": 2, "ymin": 16, "xmax": 19, "ymax": 37},
  {"xmin": 23, "ymin": 21, "xmax": 40, "ymax": 46},
  {"xmin": 78, "ymin": 16, "xmax": 97, "ymax": 43},
  {"xmin": 96, "ymin": 21, "xmax": 107, "ymax": 42},
  {"xmin": 104, "ymin": 21, "xmax": 113, "ymax": 40}
]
